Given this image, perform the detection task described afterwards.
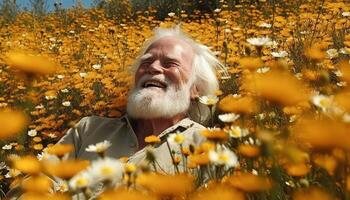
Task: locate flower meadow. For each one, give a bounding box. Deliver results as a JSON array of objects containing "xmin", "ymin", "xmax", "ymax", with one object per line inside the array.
[{"xmin": 1, "ymin": 0, "xmax": 350, "ymax": 199}]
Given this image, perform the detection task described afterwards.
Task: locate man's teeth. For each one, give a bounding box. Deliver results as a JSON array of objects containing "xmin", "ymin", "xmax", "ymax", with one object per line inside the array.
[{"xmin": 144, "ymin": 81, "xmax": 165, "ymax": 88}]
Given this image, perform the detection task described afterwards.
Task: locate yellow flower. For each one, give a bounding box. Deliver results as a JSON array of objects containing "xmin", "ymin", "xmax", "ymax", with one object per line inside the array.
[
  {"xmin": 188, "ymin": 153, "xmax": 210, "ymax": 168},
  {"xmin": 284, "ymin": 162, "xmax": 310, "ymax": 177},
  {"xmin": 21, "ymin": 175, "xmax": 52, "ymax": 193},
  {"xmin": 144, "ymin": 135, "xmax": 161, "ymax": 144},
  {"xmin": 218, "ymin": 95, "xmax": 257, "ymax": 114},
  {"xmin": 46, "ymin": 144, "xmax": 74, "ymax": 157},
  {"xmin": 124, "ymin": 163, "xmax": 137, "ymax": 173},
  {"xmin": 238, "ymin": 144, "xmax": 261, "ymax": 158},
  {"xmin": 293, "ymin": 187, "xmax": 334, "ymax": 200},
  {"xmin": 243, "ymin": 71, "xmax": 310, "ymax": 106},
  {"xmin": 0, "ymin": 109, "xmax": 28, "ymax": 140},
  {"xmin": 99, "ymin": 188, "xmax": 157, "ymax": 200},
  {"xmin": 5, "ymin": 51, "xmax": 59, "ymax": 74},
  {"xmin": 238, "ymin": 57, "xmax": 264, "ymax": 69},
  {"xmin": 191, "ymin": 184, "xmax": 245, "ymax": 200},
  {"xmin": 43, "ymin": 160, "xmax": 90, "ymax": 180},
  {"xmin": 312, "ymin": 154, "xmax": 337, "ymax": 176},
  {"xmin": 13, "ymin": 156, "xmax": 42, "ymax": 175},
  {"xmin": 201, "ymin": 128, "xmax": 228, "ymax": 142},
  {"xmin": 225, "ymin": 172, "xmax": 272, "ymax": 192}
]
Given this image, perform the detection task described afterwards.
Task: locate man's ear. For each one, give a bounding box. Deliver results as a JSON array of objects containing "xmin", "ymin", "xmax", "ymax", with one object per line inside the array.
[{"xmin": 190, "ymin": 85, "xmax": 199, "ymax": 100}]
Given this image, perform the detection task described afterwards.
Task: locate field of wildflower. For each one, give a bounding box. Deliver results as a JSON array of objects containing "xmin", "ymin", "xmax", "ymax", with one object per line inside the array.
[{"xmin": 0, "ymin": 0, "xmax": 350, "ymax": 199}]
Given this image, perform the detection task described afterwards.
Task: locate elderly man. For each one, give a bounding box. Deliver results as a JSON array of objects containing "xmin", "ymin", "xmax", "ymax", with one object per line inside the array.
[{"xmin": 57, "ymin": 27, "xmax": 224, "ymax": 172}]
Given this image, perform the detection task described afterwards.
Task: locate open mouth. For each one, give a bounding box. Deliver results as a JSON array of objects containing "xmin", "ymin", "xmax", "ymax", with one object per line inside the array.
[{"xmin": 142, "ymin": 80, "xmax": 167, "ymax": 89}]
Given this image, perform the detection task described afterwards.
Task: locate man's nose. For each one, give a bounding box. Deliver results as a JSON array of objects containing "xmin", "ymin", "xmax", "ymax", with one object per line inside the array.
[{"xmin": 147, "ymin": 60, "xmax": 163, "ymax": 74}]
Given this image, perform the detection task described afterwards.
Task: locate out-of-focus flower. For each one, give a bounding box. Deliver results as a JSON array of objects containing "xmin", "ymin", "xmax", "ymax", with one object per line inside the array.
[
  {"xmin": 28, "ymin": 129, "xmax": 37, "ymax": 137},
  {"xmin": 259, "ymin": 22, "xmax": 272, "ymax": 28},
  {"xmin": 199, "ymin": 95, "xmax": 219, "ymax": 106},
  {"xmin": 201, "ymin": 128, "xmax": 228, "ymax": 142},
  {"xmin": 79, "ymin": 72, "xmax": 87, "ymax": 78},
  {"xmin": 191, "ymin": 185, "xmax": 245, "ymax": 200},
  {"xmin": 293, "ymin": 187, "xmax": 334, "ymax": 200},
  {"xmin": 238, "ymin": 57, "xmax": 264, "ymax": 69},
  {"xmin": 60, "ymin": 88, "xmax": 69, "ymax": 93},
  {"xmin": 89, "ymin": 158, "xmax": 124, "ymax": 183},
  {"xmin": 271, "ymin": 51, "xmax": 288, "ymax": 58},
  {"xmin": 54, "ymin": 180, "xmax": 69, "ymax": 192},
  {"xmin": 209, "ymin": 148, "xmax": 238, "ymax": 167},
  {"xmin": 313, "ymin": 154, "xmax": 337, "ymax": 176},
  {"xmin": 85, "ymin": 140, "xmax": 112, "ymax": 153},
  {"xmin": 311, "ymin": 94, "xmax": 333, "ymax": 112},
  {"xmin": 256, "ymin": 67, "xmax": 270, "ymax": 73},
  {"xmin": 342, "ymin": 12, "xmax": 350, "ymax": 17},
  {"xmin": 4, "ymin": 51, "xmax": 59, "ymax": 74},
  {"xmin": 136, "ymin": 173, "xmax": 194, "ymax": 196},
  {"xmin": 305, "ymin": 45, "xmax": 325, "ymax": 60},
  {"xmin": 284, "ymin": 162, "xmax": 310, "ymax": 177},
  {"xmin": 326, "ymin": 48, "xmax": 338, "ymax": 59},
  {"xmin": 21, "ymin": 175, "xmax": 52, "ymax": 193},
  {"xmin": 214, "ymin": 8, "xmax": 221, "ymax": 13},
  {"xmin": 46, "ymin": 144, "xmax": 74, "ymax": 157},
  {"xmin": 69, "ymin": 171, "xmax": 94, "ymax": 190},
  {"xmin": 92, "ymin": 64, "xmax": 101, "ymax": 69},
  {"xmin": 100, "ymin": 188, "xmax": 157, "ymax": 200},
  {"xmin": 218, "ymin": 95, "xmax": 257, "ymax": 114},
  {"xmin": 218, "ymin": 113, "xmax": 240, "ymax": 123},
  {"xmin": 144, "ymin": 135, "xmax": 161, "ymax": 145},
  {"xmin": 57, "ymin": 74, "xmax": 65, "ymax": 79},
  {"xmin": 2, "ymin": 144, "xmax": 13, "ymax": 150},
  {"xmin": 225, "ymin": 126, "xmax": 249, "ymax": 138},
  {"xmin": 188, "ymin": 153, "xmax": 210, "ymax": 167},
  {"xmin": 247, "ymin": 37, "xmax": 272, "ymax": 46},
  {"xmin": 62, "ymin": 101, "xmax": 71, "ymax": 107},
  {"xmin": 168, "ymin": 12, "xmax": 175, "ymax": 17},
  {"xmin": 124, "ymin": 163, "xmax": 137, "ymax": 174},
  {"xmin": 5, "ymin": 168, "xmax": 21, "ymax": 178},
  {"xmin": 225, "ymin": 172, "xmax": 272, "ymax": 192},
  {"xmin": 0, "ymin": 109, "xmax": 28, "ymax": 140},
  {"xmin": 13, "ymin": 155, "xmax": 42, "ymax": 175},
  {"xmin": 243, "ymin": 71, "xmax": 310, "ymax": 106},
  {"xmin": 44, "ymin": 160, "xmax": 90, "ymax": 180},
  {"xmin": 238, "ymin": 144, "xmax": 260, "ymax": 157},
  {"xmin": 168, "ymin": 133, "xmax": 185, "ymax": 145}
]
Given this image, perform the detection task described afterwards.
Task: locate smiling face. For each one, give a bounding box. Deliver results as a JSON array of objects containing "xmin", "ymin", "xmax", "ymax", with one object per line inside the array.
[{"xmin": 127, "ymin": 37, "xmax": 196, "ymax": 119}]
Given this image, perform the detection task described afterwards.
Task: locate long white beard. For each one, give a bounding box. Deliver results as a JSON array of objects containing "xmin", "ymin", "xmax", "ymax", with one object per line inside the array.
[{"xmin": 126, "ymin": 74, "xmax": 191, "ymax": 119}]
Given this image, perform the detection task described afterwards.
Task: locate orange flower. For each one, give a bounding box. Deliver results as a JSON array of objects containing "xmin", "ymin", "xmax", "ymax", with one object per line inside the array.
[
  {"xmin": 243, "ymin": 71, "xmax": 310, "ymax": 106},
  {"xmin": 218, "ymin": 95, "xmax": 257, "ymax": 114},
  {"xmin": 0, "ymin": 109, "xmax": 28, "ymax": 140},
  {"xmin": 99, "ymin": 188, "xmax": 157, "ymax": 200},
  {"xmin": 46, "ymin": 144, "xmax": 74, "ymax": 157},
  {"xmin": 5, "ymin": 51, "xmax": 59, "ymax": 74},
  {"xmin": 188, "ymin": 153, "xmax": 210, "ymax": 167},
  {"xmin": 238, "ymin": 57, "xmax": 264, "ymax": 70},
  {"xmin": 21, "ymin": 175, "xmax": 52, "ymax": 193},
  {"xmin": 136, "ymin": 173, "xmax": 194, "ymax": 196},
  {"xmin": 293, "ymin": 187, "xmax": 334, "ymax": 200},
  {"xmin": 305, "ymin": 45, "xmax": 326, "ymax": 60},
  {"xmin": 334, "ymin": 91, "xmax": 350, "ymax": 112},
  {"xmin": 292, "ymin": 117, "xmax": 350, "ymax": 151},
  {"xmin": 225, "ymin": 172, "xmax": 272, "ymax": 192},
  {"xmin": 191, "ymin": 184, "xmax": 245, "ymax": 200},
  {"xmin": 144, "ymin": 135, "xmax": 161, "ymax": 144},
  {"xmin": 284, "ymin": 162, "xmax": 310, "ymax": 177},
  {"xmin": 201, "ymin": 128, "xmax": 228, "ymax": 142},
  {"xmin": 312, "ymin": 154, "xmax": 337, "ymax": 176},
  {"xmin": 238, "ymin": 144, "xmax": 261, "ymax": 158},
  {"xmin": 43, "ymin": 160, "xmax": 90, "ymax": 180},
  {"xmin": 13, "ymin": 156, "xmax": 42, "ymax": 175}
]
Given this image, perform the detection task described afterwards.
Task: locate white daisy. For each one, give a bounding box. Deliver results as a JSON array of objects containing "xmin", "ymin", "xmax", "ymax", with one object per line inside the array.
[
  {"xmin": 259, "ymin": 22, "xmax": 272, "ymax": 28},
  {"xmin": 225, "ymin": 126, "xmax": 249, "ymax": 138},
  {"xmin": 27, "ymin": 129, "xmax": 37, "ymax": 137},
  {"xmin": 69, "ymin": 171, "xmax": 94, "ymax": 190},
  {"xmin": 167, "ymin": 132, "xmax": 185, "ymax": 145},
  {"xmin": 271, "ymin": 51, "xmax": 288, "ymax": 58},
  {"xmin": 35, "ymin": 104, "xmax": 44, "ymax": 109},
  {"xmin": 326, "ymin": 49, "xmax": 338, "ymax": 59},
  {"xmin": 256, "ymin": 67, "xmax": 270, "ymax": 73},
  {"xmin": 209, "ymin": 148, "xmax": 238, "ymax": 167},
  {"xmin": 199, "ymin": 95, "xmax": 219, "ymax": 106},
  {"xmin": 2, "ymin": 144, "xmax": 12, "ymax": 150},
  {"xmin": 62, "ymin": 101, "xmax": 71, "ymax": 107},
  {"xmin": 218, "ymin": 113, "xmax": 240, "ymax": 123},
  {"xmin": 247, "ymin": 37, "xmax": 272, "ymax": 46},
  {"xmin": 86, "ymin": 140, "xmax": 112, "ymax": 153},
  {"xmin": 61, "ymin": 88, "xmax": 69, "ymax": 93},
  {"xmin": 79, "ymin": 72, "xmax": 87, "ymax": 78},
  {"xmin": 89, "ymin": 158, "xmax": 124, "ymax": 183},
  {"xmin": 92, "ymin": 64, "xmax": 101, "ymax": 70},
  {"xmin": 57, "ymin": 74, "xmax": 65, "ymax": 79},
  {"xmin": 311, "ymin": 94, "xmax": 332, "ymax": 112},
  {"xmin": 168, "ymin": 12, "xmax": 175, "ymax": 17},
  {"xmin": 342, "ymin": 12, "xmax": 350, "ymax": 17}
]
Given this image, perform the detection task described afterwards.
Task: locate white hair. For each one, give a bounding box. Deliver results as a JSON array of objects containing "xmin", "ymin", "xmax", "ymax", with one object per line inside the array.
[{"xmin": 129, "ymin": 26, "xmax": 228, "ymax": 124}]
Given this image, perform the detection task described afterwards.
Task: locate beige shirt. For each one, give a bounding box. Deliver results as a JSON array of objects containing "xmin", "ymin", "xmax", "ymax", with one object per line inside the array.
[
  {"xmin": 6, "ymin": 116, "xmax": 205, "ymax": 199},
  {"xmin": 58, "ymin": 115, "xmax": 205, "ymax": 173}
]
